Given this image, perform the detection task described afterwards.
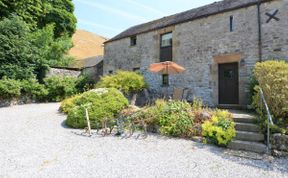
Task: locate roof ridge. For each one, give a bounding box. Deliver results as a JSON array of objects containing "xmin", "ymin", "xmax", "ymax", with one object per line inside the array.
[{"xmin": 105, "ymin": 0, "xmax": 271, "ymax": 44}]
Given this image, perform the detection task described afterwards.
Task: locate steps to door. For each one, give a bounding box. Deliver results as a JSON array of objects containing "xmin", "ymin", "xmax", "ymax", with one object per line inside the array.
[{"xmin": 227, "ymin": 111, "xmax": 267, "ymax": 154}]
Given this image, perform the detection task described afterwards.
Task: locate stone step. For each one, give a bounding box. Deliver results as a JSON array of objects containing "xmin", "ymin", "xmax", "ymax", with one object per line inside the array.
[
  {"xmin": 233, "ymin": 117, "xmax": 256, "ymax": 123},
  {"xmin": 235, "ymin": 122, "xmax": 260, "ymax": 132},
  {"xmin": 236, "ymin": 131, "xmax": 264, "ymax": 142},
  {"xmin": 217, "ymin": 104, "xmax": 247, "ymax": 110},
  {"xmin": 228, "ymin": 140, "xmax": 267, "ymax": 154}
]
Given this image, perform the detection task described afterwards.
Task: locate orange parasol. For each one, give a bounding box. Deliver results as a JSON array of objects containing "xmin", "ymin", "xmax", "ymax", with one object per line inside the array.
[
  {"xmin": 149, "ymin": 61, "xmax": 185, "ymax": 74},
  {"xmin": 149, "ymin": 61, "xmax": 185, "ymax": 99}
]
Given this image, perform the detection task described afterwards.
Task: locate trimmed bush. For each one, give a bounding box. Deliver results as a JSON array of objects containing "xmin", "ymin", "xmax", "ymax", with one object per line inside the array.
[
  {"xmin": 252, "ymin": 60, "xmax": 288, "ymax": 127},
  {"xmin": 44, "ymin": 76, "xmax": 78, "ymax": 102},
  {"xmin": 202, "ymin": 110, "xmax": 235, "ymax": 146},
  {"xmin": 65, "ymin": 88, "xmax": 129, "ymax": 129},
  {"xmin": 59, "ymin": 94, "xmax": 81, "ymax": 114},
  {"xmin": 0, "ymin": 77, "xmax": 22, "ymax": 100},
  {"xmin": 96, "ymin": 71, "xmax": 147, "ymax": 105}
]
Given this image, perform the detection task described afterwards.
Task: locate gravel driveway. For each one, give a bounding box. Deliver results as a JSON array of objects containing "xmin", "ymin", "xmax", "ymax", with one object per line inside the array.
[{"xmin": 0, "ymin": 103, "xmax": 287, "ymax": 178}]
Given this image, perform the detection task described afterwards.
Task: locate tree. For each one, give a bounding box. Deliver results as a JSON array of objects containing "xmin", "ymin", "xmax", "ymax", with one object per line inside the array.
[
  {"xmin": 0, "ymin": 0, "xmax": 76, "ymax": 38},
  {"xmin": 0, "ymin": 16, "xmax": 37, "ymax": 80},
  {"xmin": 0, "ymin": 0, "xmax": 44, "ymax": 29},
  {"xmin": 0, "ymin": 16, "xmax": 73, "ymax": 81},
  {"xmin": 41, "ymin": 0, "xmax": 77, "ymax": 38}
]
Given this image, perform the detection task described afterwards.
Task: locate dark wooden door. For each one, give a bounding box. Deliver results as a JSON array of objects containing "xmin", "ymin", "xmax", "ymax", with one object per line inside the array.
[{"xmin": 219, "ymin": 63, "xmax": 239, "ymax": 104}]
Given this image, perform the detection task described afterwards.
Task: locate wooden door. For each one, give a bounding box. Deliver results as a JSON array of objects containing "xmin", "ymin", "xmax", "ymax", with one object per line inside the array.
[{"xmin": 219, "ymin": 63, "xmax": 239, "ymax": 104}]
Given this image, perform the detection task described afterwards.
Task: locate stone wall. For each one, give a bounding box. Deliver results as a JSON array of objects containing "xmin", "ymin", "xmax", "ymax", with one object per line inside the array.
[
  {"xmin": 82, "ymin": 61, "xmax": 104, "ymax": 82},
  {"xmin": 47, "ymin": 68, "xmax": 81, "ymax": 78},
  {"xmin": 104, "ymin": 0, "xmax": 288, "ymax": 106},
  {"xmin": 271, "ymin": 134, "xmax": 288, "ymax": 157}
]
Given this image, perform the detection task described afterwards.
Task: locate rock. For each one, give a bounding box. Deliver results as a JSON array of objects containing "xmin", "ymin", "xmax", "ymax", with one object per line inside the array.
[
  {"xmin": 191, "ymin": 136, "xmax": 203, "ymax": 143},
  {"xmin": 271, "ymin": 133, "xmax": 288, "ymax": 152},
  {"xmin": 272, "ymin": 150, "xmax": 288, "ymax": 158}
]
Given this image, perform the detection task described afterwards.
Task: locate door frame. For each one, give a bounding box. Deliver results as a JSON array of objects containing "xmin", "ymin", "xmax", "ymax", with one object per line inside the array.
[{"xmin": 218, "ymin": 62, "xmax": 240, "ymax": 105}]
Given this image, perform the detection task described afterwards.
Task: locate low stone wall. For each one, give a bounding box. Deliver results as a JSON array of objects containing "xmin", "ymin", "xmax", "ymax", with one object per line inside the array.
[
  {"xmin": 0, "ymin": 98, "xmax": 36, "ymax": 108},
  {"xmin": 271, "ymin": 134, "xmax": 288, "ymax": 157},
  {"xmin": 47, "ymin": 68, "xmax": 81, "ymax": 78}
]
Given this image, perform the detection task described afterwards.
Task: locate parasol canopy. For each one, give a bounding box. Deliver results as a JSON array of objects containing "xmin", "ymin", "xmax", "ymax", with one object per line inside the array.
[{"xmin": 149, "ymin": 61, "xmax": 185, "ymax": 74}]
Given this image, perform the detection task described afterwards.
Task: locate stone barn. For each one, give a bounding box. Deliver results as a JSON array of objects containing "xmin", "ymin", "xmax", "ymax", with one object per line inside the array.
[{"xmin": 103, "ymin": 0, "xmax": 288, "ymax": 107}]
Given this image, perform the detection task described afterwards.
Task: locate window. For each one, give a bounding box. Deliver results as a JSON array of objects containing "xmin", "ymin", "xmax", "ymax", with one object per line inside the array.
[
  {"xmin": 130, "ymin": 36, "xmax": 137, "ymax": 46},
  {"xmin": 160, "ymin": 32, "xmax": 173, "ymax": 62},
  {"xmin": 230, "ymin": 16, "xmax": 234, "ymax": 32},
  {"xmin": 133, "ymin": 67, "xmax": 140, "ymax": 72},
  {"xmin": 162, "ymin": 74, "xmax": 169, "ymax": 86},
  {"xmin": 161, "ymin": 33, "xmax": 172, "ymax": 47}
]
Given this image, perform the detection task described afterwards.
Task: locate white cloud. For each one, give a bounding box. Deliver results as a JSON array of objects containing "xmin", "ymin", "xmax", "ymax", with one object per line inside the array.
[{"xmin": 75, "ymin": 0, "xmax": 148, "ymax": 22}]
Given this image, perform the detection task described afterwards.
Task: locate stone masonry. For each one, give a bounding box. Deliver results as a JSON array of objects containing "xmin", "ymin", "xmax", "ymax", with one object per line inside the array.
[{"xmin": 103, "ymin": 0, "xmax": 288, "ymax": 106}]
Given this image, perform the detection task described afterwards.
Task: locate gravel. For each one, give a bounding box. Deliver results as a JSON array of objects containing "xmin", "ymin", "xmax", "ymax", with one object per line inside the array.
[{"xmin": 0, "ymin": 103, "xmax": 288, "ymax": 178}]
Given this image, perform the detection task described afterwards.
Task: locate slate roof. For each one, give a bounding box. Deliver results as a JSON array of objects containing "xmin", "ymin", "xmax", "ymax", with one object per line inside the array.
[
  {"xmin": 69, "ymin": 56, "xmax": 103, "ymax": 69},
  {"xmin": 106, "ymin": 0, "xmax": 270, "ymax": 43}
]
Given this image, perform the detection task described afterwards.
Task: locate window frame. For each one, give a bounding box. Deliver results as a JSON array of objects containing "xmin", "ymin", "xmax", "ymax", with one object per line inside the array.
[
  {"xmin": 162, "ymin": 74, "xmax": 169, "ymax": 86},
  {"xmin": 160, "ymin": 32, "xmax": 173, "ymax": 48},
  {"xmin": 130, "ymin": 36, "xmax": 137, "ymax": 46},
  {"xmin": 160, "ymin": 32, "xmax": 173, "ymax": 62}
]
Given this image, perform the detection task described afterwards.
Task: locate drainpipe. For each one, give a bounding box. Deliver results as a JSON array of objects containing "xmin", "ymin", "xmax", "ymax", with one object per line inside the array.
[{"xmin": 257, "ymin": 0, "xmax": 263, "ymax": 62}]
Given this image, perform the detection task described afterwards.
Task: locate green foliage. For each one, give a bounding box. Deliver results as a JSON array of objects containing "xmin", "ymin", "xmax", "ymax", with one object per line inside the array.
[
  {"xmin": 158, "ymin": 101, "xmax": 194, "ymax": 137},
  {"xmin": 252, "ymin": 60, "xmax": 288, "ymax": 127},
  {"xmin": 192, "ymin": 97, "xmax": 203, "ymax": 111},
  {"xmin": 20, "ymin": 79, "xmax": 48, "ymax": 101},
  {"xmin": 0, "ymin": 0, "xmax": 77, "ymax": 38},
  {"xmin": 202, "ymin": 110, "xmax": 235, "ymax": 146},
  {"xmin": 60, "ymin": 94, "xmax": 81, "ymax": 114},
  {"xmin": 0, "ymin": 0, "xmax": 44, "ymax": 28},
  {"xmin": 76, "ymin": 74, "xmax": 96, "ymax": 93},
  {"xmin": 132, "ymin": 100, "xmax": 194, "ymax": 137},
  {"xmin": 0, "ymin": 77, "xmax": 21, "ymax": 100},
  {"xmin": 97, "ymin": 71, "xmax": 147, "ymax": 94},
  {"xmin": 0, "ymin": 16, "xmax": 74, "ymax": 81},
  {"xmin": 43, "ymin": 0, "xmax": 77, "ymax": 38},
  {"xmin": 0, "ymin": 16, "xmax": 37, "ymax": 80},
  {"xmin": 44, "ymin": 76, "xmax": 78, "ymax": 102},
  {"xmin": 248, "ymin": 74, "xmax": 258, "ymax": 104},
  {"xmin": 65, "ymin": 88, "xmax": 129, "ymax": 129}
]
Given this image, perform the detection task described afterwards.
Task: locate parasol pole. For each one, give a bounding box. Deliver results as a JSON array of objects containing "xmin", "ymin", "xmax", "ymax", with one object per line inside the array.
[{"xmin": 166, "ymin": 62, "xmax": 169, "ymax": 99}]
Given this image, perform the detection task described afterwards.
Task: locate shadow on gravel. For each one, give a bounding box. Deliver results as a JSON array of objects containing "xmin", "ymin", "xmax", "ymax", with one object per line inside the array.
[
  {"xmin": 193, "ymin": 143, "xmax": 288, "ymax": 173},
  {"xmin": 60, "ymin": 120, "xmax": 70, "ymax": 129}
]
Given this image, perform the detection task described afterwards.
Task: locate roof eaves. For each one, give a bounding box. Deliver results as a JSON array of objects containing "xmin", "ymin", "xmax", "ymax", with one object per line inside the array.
[{"xmin": 105, "ymin": 0, "xmax": 270, "ymax": 44}]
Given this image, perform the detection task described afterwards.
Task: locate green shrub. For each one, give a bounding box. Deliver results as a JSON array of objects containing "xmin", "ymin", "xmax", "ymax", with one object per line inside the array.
[
  {"xmin": 202, "ymin": 110, "xmax": 235, "ymax": 146},
  {"xmin": 76, "ymin": 74, "xmax": 96, "ymax": 92},
  {"xmin": 97, "ymin": 71, "xmax": 147, "ymax": 94},
  {"xmin": 97, "ymin": 71, "xmax": 147, "ymax": 105},
  {"xmin": 44, "ymin": 76, "xmax": 78, "ymax": 102},
  {"xmin": 252, "ymin": 60, "xmax": 288, "ymax": 127},
  {"xmin": 0, "ymin": 77, "xmax": 22, "ymax": 100},
  {"xmin": 192, "ymin": 97, "xmax": 204, "ymax": 111},
  {"xmin": 158, "ymin": 101, "xmax": 194, "ymax": 137},
  {"xmin": 20, "ymin": 79, "xmax": 48, "ymax": 101},
  {"xmin": 59, "ymin": 94, "xmax": 81, "ymax": 114},
  {"xmin": 65, "ymin": 88, "xmax": 129, "ymax": 129},
  {"xmin": 126, "ymin": 100, "xmax": 195, "ymax": 137}
]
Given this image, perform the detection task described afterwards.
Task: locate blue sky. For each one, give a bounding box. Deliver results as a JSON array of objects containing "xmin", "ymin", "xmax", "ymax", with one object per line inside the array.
[{"xmin": 74, "ymin": 0, "xmax": 220, "ymax": 38}]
